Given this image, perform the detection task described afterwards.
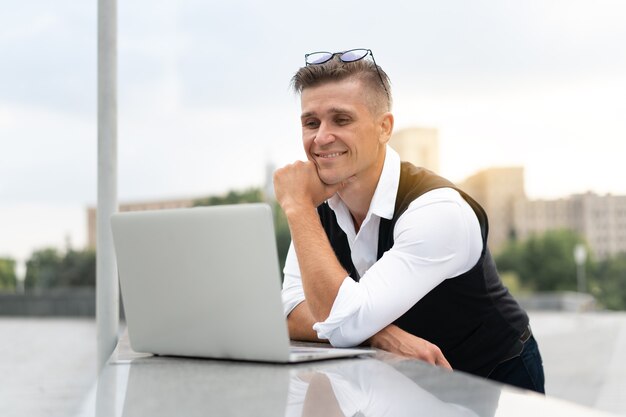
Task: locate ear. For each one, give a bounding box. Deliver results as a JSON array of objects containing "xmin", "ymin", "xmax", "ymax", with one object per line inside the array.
[{"xmin": 378, "ymin": 112, "xmax": 394, "ymax": 145}]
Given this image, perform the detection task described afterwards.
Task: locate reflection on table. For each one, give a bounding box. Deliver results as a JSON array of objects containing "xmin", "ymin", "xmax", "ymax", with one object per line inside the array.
[
  {"xmin": 85, "ymin": 342, "xmax": 612, "ymax": 417},
  {"xmin": 287, "ymin": 359, "xmax": 500, "ymax": 417}
]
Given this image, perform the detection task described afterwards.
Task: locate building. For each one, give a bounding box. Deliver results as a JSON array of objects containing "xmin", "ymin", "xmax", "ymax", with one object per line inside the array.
[
  {"xmin": 86, "ymin": 197, "xmax": 195, "ymax": 249},
  {"xmin": 515, "ymin": 192, "xmax": 626, "ymax": 260},
  {"xmin": 389, "ymin": 127, "xmax": 440, "ymax": 173},
  {"xmin": 458, "ymin": 167, "xmax": 526, "ymax": 253},
  {"xmin": 453, "ymin": 166, "xmax": 626, "ymax": 260}
]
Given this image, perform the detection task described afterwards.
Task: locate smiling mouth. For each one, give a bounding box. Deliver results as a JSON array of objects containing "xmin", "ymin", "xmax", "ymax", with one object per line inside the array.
[{"xmin": 315, "ymin": 151, "xmax": 347, "ymax": 159}]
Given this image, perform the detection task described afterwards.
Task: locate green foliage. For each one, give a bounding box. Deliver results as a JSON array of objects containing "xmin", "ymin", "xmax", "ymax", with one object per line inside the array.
[
  {"xmin": 25, "ymin": 248, "xmax": 95, "ymax": 289},
  {"xmin": 193, "ymin": 187, "xmax": 291, "ymax": 275},
  {"xmin": 590, "ymin": 253, "xmax": 626, "ymax": 310},
  {"xmin": 59, "ymin": 249, "xmax": 96, "ymax": 287},
  {"xmin": 499, "ymin": 271, "xmax": 525, "ymax": 295},
  {"xmin": 496, "ymin": 229, "xmax": 586, "ymax": 292},
  {"xmin": 193, "ymin": 188, "xmax": 265, "ymax": 207},
  {"xmin": 0, "ymin": 257, "xmax": 17, "ymax": 290},
  {"xmin": 25, "ymin": 248, "xmax": 61, "ymax": 289},
  {"xmin": 496, "ymin": 229, "xmax": 626, "ymax": 310},
  {"xmin": 272, "ymin": 203, "xmax": 291, "ymax": 274}
]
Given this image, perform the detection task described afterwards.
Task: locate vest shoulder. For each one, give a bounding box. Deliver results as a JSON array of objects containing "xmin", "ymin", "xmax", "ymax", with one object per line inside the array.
[
  {"xmin": 396, "ymin": 162, "xmax": 489, "ymax": 239},
  {"xmin": 399, "ymin": 162, "xmax": 455, "ymax": 187},
  {"xmin": 397, "ymin": 162, "xmax": 456, "ymax": 209}
]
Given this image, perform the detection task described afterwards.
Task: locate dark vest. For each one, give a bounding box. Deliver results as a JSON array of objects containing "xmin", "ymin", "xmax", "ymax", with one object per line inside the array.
[{"xmin": 317, "ymin": 162, "xmax": 529, "ymax": 377}]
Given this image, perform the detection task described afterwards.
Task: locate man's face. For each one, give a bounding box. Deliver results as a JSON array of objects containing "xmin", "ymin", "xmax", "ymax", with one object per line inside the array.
[{"xmin": 300, "ymin": 78, "xmax": 390, "ymax": 186}]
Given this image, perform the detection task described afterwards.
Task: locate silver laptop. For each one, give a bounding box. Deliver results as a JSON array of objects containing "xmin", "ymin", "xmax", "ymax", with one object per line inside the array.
[{"xmin": 110, "ymin": 203, "xmax": 375, "ymax": 363}]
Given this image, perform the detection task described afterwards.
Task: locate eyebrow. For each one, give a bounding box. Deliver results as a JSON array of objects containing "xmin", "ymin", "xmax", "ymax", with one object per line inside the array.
[{"xmin": 300, "ymin": 107, "xmax": 355, "ymax": 119}]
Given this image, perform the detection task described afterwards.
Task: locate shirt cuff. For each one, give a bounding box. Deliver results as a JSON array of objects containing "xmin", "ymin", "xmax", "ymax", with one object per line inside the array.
[{"xmin": 312, "ymin": 277, "xmax": 364, "ymax": 346}]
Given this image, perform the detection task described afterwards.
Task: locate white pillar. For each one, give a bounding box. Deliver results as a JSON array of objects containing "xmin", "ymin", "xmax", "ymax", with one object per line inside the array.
[{"xmin": 97, "ymin": 0, "xmax": 118, "ymax": 371}]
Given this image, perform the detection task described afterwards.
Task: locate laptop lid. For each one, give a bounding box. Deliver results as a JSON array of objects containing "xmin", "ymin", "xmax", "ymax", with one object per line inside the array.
[{"xmin": 111, "ymin": 203, "xmax": 293, "ymax": 362}]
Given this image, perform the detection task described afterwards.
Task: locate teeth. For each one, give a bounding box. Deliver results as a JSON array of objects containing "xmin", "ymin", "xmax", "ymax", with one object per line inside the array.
[{"xmin": 319, "ymin": 152, "xmax": 344, "ymax": 158}]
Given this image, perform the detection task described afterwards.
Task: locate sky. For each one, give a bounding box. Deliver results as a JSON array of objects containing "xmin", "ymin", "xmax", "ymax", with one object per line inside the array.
[{"xmin": 1, "ymin": 0, "xmax": 626, "ymax": 267}]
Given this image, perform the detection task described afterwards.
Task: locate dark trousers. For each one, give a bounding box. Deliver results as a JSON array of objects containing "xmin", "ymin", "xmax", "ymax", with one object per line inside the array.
[{"xmin": 488, "ymin": 336, "xmax": 545, "ymax": 394}]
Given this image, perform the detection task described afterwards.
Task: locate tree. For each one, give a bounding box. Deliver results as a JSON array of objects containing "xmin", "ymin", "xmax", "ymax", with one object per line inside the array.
[
  {"xmin": 58, "ymin": 249, "xmax": 96, "ymax": 287},
  {"xmin": 193, "ymin": 188, "xmax": 265, "ymax": 206},
  {"xmin": 25, "ymin": 248, "xmax": 96, "ymax": 289},
  {"xmin": 272, "ymin": 203, "xmax": 291, "ymax": 274},
  {"xmin": 590, "ymin": 253, "xmax": 626, "ymax": 310},
  {"xmin": 0, "ymin": 257, "xmax": 17, "ymax": 290},
  {"xmin": 496, "ymin": 229, "xmax": 626, "ymax": 310},
  {"xmin": 25, "ymin": 248, "xmax": 62, "ymax": 289},
  {"xmin": 495, "ymin": 229, "xmax": 589, "ymax": 292}
]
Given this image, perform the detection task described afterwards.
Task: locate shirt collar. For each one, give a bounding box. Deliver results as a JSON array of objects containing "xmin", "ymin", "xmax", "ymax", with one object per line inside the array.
[{"xmin": 327, "ymin": 145, "xmax": 400, "ymax": 221}]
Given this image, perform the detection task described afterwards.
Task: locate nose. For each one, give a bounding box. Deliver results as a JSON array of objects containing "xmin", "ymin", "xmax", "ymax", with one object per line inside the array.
[{"xmin": 313, "ymin": 122, "xmax": 336, "ymax": 146}]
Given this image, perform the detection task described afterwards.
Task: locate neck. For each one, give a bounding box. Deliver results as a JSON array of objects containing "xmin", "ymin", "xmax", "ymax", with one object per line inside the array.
[
  {"xmin": 340, "ymin": 186, "xmax": 372, "ymax": 232},
  {"xmin": 338, "ymin": 151, "xmax": 386, "ymax": 232}
]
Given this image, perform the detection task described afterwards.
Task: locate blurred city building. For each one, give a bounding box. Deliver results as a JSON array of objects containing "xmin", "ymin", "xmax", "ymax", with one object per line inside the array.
[
  {"xmin": 86, "ymin": 198, "xmax": 195, "ymax": 249},
  {"xmin": 458, "ymin": 167, "xmax": 526, "ymax": 253},
  {"xmin": 515, "ymin": 192, "xmax": 626, "ymax": 260},
  {"xmin": 389, "ymin": 126, "xmax": 626, "ymax": 258},
  {"xmin": 456, "ymin": 168, "xmax": 626, "ymax": 259},
  {"xmin": 389, "ymin": 127, "xmax": 440, "ymax": 173}
]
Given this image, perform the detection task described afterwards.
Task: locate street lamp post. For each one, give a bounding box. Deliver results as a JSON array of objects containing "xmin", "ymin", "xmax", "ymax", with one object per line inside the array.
[
  {"xmin": 14, "ymin": 258, "xmax": 26, "ymax": 294},
  {"xmin": 574, "ymin": 244, "xmax": 587, "ymax": 293}
]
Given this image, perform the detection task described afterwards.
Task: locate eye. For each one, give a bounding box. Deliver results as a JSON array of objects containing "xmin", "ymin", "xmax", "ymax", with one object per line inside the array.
[
  {"xmin": 302, "ymin": 118, "xmax": 320, "ymax": 129},
  {"xmin": 334, "ymin": 115, "xmax": 351, "ymax": 125}
]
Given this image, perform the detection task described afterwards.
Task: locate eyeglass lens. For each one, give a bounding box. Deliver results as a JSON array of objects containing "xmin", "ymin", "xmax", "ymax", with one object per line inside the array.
[
  {"xmin": 339, "ymin": 49, "xmax": 369, "ymax": 62},
  {"xmin": 306, "ymin": 52, "xmax": 333, "ymax": 65}
]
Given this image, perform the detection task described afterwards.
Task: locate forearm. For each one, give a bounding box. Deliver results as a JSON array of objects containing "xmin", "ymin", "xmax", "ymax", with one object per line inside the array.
[
  {"xmin": 284, "ymin": 204, "xmax": 348, "ymax": 321},
  {"xmin": 287, "ymin": 301, "xmax": 326, "ymax": 342},
  {"xmin": 367, "ymin": 324, "xmax": 405, "ymax": 350},
  {"xmin": 367, "ymin": 324, "xmax": 452, "ymax": 369}
]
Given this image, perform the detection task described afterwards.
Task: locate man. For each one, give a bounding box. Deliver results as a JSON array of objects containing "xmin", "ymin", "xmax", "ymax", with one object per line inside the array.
[{"xmin": 273, "ymin": 48, "xmax": 545, "ymax": 393}]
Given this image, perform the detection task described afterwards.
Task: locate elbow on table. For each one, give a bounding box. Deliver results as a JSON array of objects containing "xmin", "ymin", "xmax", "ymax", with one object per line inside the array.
[{"xmin": 317, "ymin": 326, "xmax": 369, "ymax": 348}]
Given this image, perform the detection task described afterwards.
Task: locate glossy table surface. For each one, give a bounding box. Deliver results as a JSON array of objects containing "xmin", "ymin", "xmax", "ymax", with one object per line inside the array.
[{"xmin": 77, "ymin": 335, "xmax": 616, "ymax": 417}]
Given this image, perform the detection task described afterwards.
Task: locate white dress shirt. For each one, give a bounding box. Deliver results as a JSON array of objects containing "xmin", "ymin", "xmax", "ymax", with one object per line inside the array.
[{"xmin": 281, "ymin": 147, "xmax": 483, "ymax": 347}]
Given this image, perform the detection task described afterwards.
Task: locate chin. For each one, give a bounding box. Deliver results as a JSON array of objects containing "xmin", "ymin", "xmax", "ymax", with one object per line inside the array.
[{"xmin": 318, "ymin": 171, "xmax": 343, "ymax": 186}]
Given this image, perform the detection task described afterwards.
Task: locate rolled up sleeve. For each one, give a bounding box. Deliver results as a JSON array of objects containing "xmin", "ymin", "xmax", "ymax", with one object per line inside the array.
[
  {"xmin": 312, "ymin": 277, "xmax": 365, "ymax": 346},
  {"xmin": 281, "ymin": 243, "xmax": 306, "ymax": 316}
]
